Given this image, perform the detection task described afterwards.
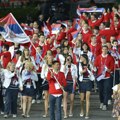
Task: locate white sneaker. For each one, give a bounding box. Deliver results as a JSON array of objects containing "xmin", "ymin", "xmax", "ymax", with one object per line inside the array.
[
  {"xmin": 36, "ymin": 100, "xmax": 41, "ymax": 104},
  {"xmin": 13, "ymin": 114, "xmax": 17, "ymax": 118},
  {"xmin": 32, "ymin": 99, "xmax": 36, "ymax": 104},
  {"xmin": 100, "ymin": 103, "xmax": 103, "ymax": 109},
  {"xmin": 108, "ymin": 100, "xmax": 112, "ymax": 105},
  {"xmin": 102, "ymin": 105, "xmax": 107, "ymax": 111},
  {"xmin": 4, "ymin": 115, "xmax": 8, "ymax": 118},
  {"xmin": 1, "ymin": 111, "xmax": 4, "ymax": 115}
]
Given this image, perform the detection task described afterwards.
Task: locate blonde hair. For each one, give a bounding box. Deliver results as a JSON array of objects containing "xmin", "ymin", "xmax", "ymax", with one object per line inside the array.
[
  {"xmin": 25, "ymin": 61, "xmax": 34, "ymax": 71},
  {"xmin": 6, "ymin": 62, "xmax": 15, "ymax": 71}
]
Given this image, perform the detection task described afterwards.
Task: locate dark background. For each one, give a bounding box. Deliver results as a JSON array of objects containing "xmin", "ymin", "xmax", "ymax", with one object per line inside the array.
[{"xmin": 0, "ymin": 0, "xmax": 119, "ymax": 23}]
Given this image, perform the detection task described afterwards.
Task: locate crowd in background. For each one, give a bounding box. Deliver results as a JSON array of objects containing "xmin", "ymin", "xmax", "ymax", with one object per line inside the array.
[{"xmin": 0, "ymin": 3, "xmax": 120, "ymax": 120}]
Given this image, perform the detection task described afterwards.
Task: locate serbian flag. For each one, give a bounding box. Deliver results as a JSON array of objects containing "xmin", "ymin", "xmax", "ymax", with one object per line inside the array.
[
  {"xmin": 51, "ymin": 24, "xmax": 61, "ymax": 34},
  {"xmin": 21, "ymin": 23, "xmax": 33, "ymax": 36},
  {"xmin": 71, "ymin": 30, "xmax": 79, "ymax": 39},
  {"xmin": 42, "ymin": 22, "xmax": 50, "ymax": 37},
  {"xmin": 0, "ymin": 13, "xmax": 30, "ymax": 43},
  {"xmin": 73, "ymin": 18, "xmax": 81, "ymax": 30},
  {"xmin": 77, "ymin": 6, "xmax": 104, "ymax": 16}
]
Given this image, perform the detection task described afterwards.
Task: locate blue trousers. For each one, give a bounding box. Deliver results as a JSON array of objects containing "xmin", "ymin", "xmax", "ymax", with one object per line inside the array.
[
  {"xmin": 98, "ymin": 78, "xmax": 111, "ymax": 106},
  {"xmin": 4, "ymin": 88, "xmax": 18, "ymax": 115},
  {"xmin": 49, "ymin": 94, "xmax": 62, "ymax": 120}
]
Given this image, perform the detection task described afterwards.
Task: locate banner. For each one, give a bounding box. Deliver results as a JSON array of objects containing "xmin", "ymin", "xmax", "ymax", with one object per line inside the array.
[
  {"xmin": 77, "ymin": 6, "xmax": 104, "ymax": 16},
  {"xmin": 0, "ymin": 13, "xmax": 30, "ymax": 43}
]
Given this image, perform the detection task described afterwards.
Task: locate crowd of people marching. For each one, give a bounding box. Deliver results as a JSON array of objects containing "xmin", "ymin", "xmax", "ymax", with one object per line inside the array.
[{"xmin": 0, "ymin": 3, "xmax": 120, "ymax": 120}]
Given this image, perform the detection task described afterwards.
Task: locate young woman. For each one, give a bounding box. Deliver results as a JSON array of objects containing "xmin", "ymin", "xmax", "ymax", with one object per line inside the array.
[
  {"xmin": 16, "ymin": 48, "xmax": 37, "ymax": 108},
  {"xmin": 41, "ymin": 53, "xmax": 53, "ymax": 117},
  {"xmin": 78, "ymin": 54, "xmax": 95, "ymax": 119},
  {"xmin": 16, "ymin": 48, "xmax": 37, "ymax": 72},
  {"xmin": 21, "ymin": 61, "xmax": 38, "ymax": 118},
  {"xmin": 81, "ymin": 43, "xmax": 93, "ymax": 63},
  {"xmin": 0, "ymin": 64, "xmax": 4, "ymax": 115},
  {"xmin": 63, "ymin": 55, "xmax": 77, "ymax": 118},
  {"xmin": 3, "ymin": 62, "xmax": 22, "ymax": 118}
]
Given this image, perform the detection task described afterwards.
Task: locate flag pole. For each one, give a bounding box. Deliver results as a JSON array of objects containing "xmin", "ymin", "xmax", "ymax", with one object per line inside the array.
[{"xmin": 10, "ymin": 13, "xmax": 65, "ymax": 92}]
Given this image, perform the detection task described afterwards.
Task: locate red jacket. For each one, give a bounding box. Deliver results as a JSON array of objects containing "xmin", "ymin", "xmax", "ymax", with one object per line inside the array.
[
  {"xmin": 29, "ymin": 42, "xmax": 39, "ymax": 57},
  {"xmin": 94, "ymin": 54, "xmax": 114, "ymax": 78},
  {"xmin": 99, "ymin": 28, "xmax": 117, "ymax": 42},
  {"xmin": 47, "ymin": 71, "xmax": 67, "ymax": 94},
  {"xmin": 57, "ymin": 32, "xmax": 66, "ymax": 44},
  {"xmin": 89, "ymin": 43, "xmax": 101, "ymax": 58},
  {"xmin": 88, "ymin": 15, "xmax": 103, "ymax": 29},
  {"xmin": 81, "ymin": 30, "xmax": 92, "ymax": 44},
  {"xmin": 0, "ymin": 51, "xmax": 11, "ymax": 68}
]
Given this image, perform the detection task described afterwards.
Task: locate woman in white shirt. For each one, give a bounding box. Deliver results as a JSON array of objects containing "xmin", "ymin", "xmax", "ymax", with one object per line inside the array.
[{"xmin": 63, "ymin": 55, "xmax": 77, "ymax": 118}]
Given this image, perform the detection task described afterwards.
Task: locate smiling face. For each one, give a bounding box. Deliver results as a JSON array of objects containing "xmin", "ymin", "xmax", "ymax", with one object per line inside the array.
[
  {"xmin": 53, "ymin": 62, "xmax": 60, "ymax": 71},
  {"xmin": 83, "ymin": 43, "xmax": 88, "ymax": 50},
  {"xmin": 9, "ymin": 63, "xmax": 15, "ymax": 72},
  {"xmin": 66, "ymin": 56, "xmax": 72, "ymax": 64},
  {"xmin": 24, "ymin": 49, "xmax": 29, "ymax": 56},
  {"xmin": 102, "ymin": 46, "xmax": 108, "ymax": 55}
]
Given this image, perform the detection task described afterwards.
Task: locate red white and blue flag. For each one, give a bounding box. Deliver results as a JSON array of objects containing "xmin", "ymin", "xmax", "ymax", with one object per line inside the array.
[
  {"xmin": 42, "ymin": 22, "xmax": 50, "ymax": 37},
  {"xmin": 51, "ymin": 24, "xmax": 61, "ymax": 34},
  {"xmin": 73, "ymin": 18, "xmax": 81, "ymax": 30},
  {"xmin": 71, "ymin": 30, "xmax": 80, "ymax": 39},
  {"xmin": 77, "ymin": 6, "xmax": 104, "ymax": 16},
  {"xmin": 0, "ymin": 13, "xmax": 30, "ymax": 43},
  {"xmin": 21, "ymin": 23, "xmax": 34, "ymax": 36}
]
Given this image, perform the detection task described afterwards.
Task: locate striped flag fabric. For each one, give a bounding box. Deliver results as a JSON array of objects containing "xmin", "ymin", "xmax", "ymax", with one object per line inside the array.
[
  {"xmin": 0, "ymin": 13, "xmax": 30, "ymax": 43},
  {"xmin": 77, "ymin": 6, "xmax": 105, "ymax": 16}
]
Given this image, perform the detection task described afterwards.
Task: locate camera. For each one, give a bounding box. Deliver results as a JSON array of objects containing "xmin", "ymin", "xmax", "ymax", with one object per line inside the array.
[
  {"xmin": 67, "ymin": 59, "xmax": 70, "ymax": 61},
  {"xmin": 68, "ymin": 65, "xmax": 71, "ymax": 68}
]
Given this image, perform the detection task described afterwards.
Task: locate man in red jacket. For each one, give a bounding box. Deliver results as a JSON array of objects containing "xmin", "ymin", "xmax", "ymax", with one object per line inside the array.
[
  {"xmin": 0, "ymin": 44, "xmax": 11, "ymax": 68},
  {"xmin": 94, "ymin": 45, "xmax": 114, "ymax": 111},
  {"xmin": 47, "ymin": 60, "xmax": 67, "ymax": 120},
  {"xmin": 99, "ymin": 22, "xmax": 117, "ymax": 42}
]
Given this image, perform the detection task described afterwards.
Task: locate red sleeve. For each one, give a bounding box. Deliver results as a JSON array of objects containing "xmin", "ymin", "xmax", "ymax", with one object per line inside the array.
[
  {"xmin": 57, "ymin": 32, "xmax": 66, "ymax": 43},
  {"xmin": 108, "ymin": 56, "xmax": 115, "ymax": 72},
  {"xmin": 88, "ymin": 15, "xmax": 103, "ymax": 28},
  {"xmin": 94, "ymin": 55, "xmax": 100, "ymax": 68},
  {"xmin": 61, "ymin": 72, "xmax": 67, "ymax": 87},
  {"xmin": 47, "ymin": 71, "xmax": 56, "ymax": 82}
]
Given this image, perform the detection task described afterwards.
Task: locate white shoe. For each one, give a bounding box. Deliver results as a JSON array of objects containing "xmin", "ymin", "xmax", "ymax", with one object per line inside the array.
[
  {"xmin": 108, "ymin": 100, "xmax": 112, "ymax": 105},
  {"xmin": 36, "ymin": 100, "xmax": 41, "ymax": 104},
  {"xmin": 26, "ymin": 115, "xmax": 30, "ymax": 118},
  {"xmin": 4, "ymin": 115, "xmax": 8, "ymax": 118},
  {"xmin": 100, "ymin": 103, "xmax": 103, "ymax": 109},
  {"xmin": 102, "ymin": 105, "xmax": 107, "ymax": 111},
  {"xmin": 1, "ymin": 111, "xmax": 4, "ymax": 115},
  {"xmin": 32, "ymin": 99, "xmax": 36, "ymax": 104},
  {"xmin": 13, "ymin": 114, "xmax": 17, "ymax": 118}
]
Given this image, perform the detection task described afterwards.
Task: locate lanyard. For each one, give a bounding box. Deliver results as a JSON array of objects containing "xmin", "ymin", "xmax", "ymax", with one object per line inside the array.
[{"xmin": 101, "ymin": 55, "xmax": 107, "ymax": 70}]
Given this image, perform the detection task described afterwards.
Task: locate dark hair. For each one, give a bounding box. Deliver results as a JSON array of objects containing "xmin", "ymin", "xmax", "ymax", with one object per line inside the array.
[
  {"xmin": 81, "ymin": 54, "xmax": 89, "ymax": 64},
  {"xmin": 112, "ymin": 40, "xmax": 118, "ymax": 44},
  {"xmin": 102, "ymin": 45, "xmax": 108, "ymax": 49},
  {"xmin": 94, "ymin": 26, "xmax": 99, "ymax": 31},
  {"xmin": 101, "ymin": 36, "xmax": 106, "ymax": 39},
  {"xmin": 2, "ymin": 44, "xmax": 9, "ymax": 51},
  {"xmin": 65, "ymin": 55, "xmax": 73, "ymax": 64},
  {"xmin": 15, "ymin": 50, "xmax": 22, "ymax": 55},
  {"xmin": 82, "ymin": 43, "xmax": 90, "ymax": 51},
  {"xmin": 37, "ymin": 46, "xmax": 42, "ymax": 50},
  {"xmin": 105, "ymin": 22, "xmax": 110, "ymax": 28},
  {"xmin": 52, "ymin": 60, "xmax": 60, "ymax": 65}
]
